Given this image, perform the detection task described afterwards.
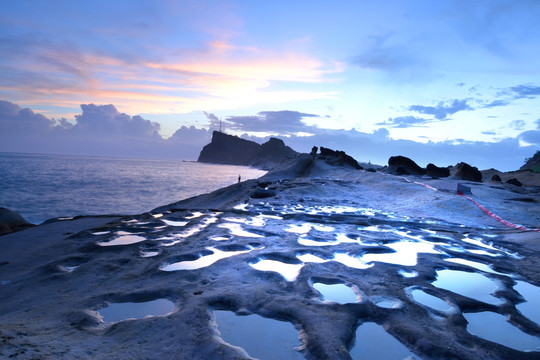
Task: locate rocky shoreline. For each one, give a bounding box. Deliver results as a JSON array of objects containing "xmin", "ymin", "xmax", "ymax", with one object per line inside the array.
[{"xmin": 1, "ymin": 149, "xmax": 539, "ymax": 359}]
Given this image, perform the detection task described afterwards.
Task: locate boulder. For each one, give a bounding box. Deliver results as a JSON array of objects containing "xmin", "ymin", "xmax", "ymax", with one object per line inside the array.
[
  {"xmin": 0, "ymin": 207, "xmax": 34, "ymax": 236},
  {"xmin": 506, "ymin": 178, "xmax": 523, "ymax": 187},
  {"xmin": 387, "ymin": 156, "xmax": 426, "ymax": 176},
  {"xmin": 319, "ymin": 147, "xmax": 363, "ymax": 170},
  {"xmin": 453, "ymin": 162, "xmax": 482, "ymax": 182},
  {"xmin": 491, "ymin": 174, "xmax": 502, "ymax": 182},
  {"xmin": 426, "ymin": 163, "xmax": 450, "ymax": 179}
]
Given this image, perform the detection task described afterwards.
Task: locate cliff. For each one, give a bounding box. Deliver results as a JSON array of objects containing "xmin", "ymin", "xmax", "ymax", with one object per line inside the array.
[{"xmin": 197, "ymin": 131, "xmax": 299, "ymax": 170}]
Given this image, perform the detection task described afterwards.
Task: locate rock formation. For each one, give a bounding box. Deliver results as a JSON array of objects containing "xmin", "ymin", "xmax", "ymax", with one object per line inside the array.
[
  {"xmin": 0, "ymin": 207, "xmax": 34, "ymax": 236},
  {"xmin": 197, "ymin": 131, "xmax": 298, "ymax": 170},
  {"xmin": 453, "ymin": 162, "xmax": 482, "ymax": 182},
  {"xmin": 318, "ymin": 147, "xmax": 363, "ymax": 170},
  {"xmin": 521, "ymin": 151, "xmax": 540, "ymax": 172},
  {"xmin": 387, "ymin": 156, "xmax": 426, "ymax": 175},
  {"xmin": 426, "ymin": 163, "xmax": 450, "ymax": 179}
]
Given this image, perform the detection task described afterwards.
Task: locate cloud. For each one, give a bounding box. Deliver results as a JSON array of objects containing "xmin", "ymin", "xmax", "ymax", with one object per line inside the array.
[
  {"xmin": 409, "ymin": 99, "xmax": 472, "ymax": 120},
  {"xmin": 72, "ymin": 104, "xmax": 161, "ymax": 138},
  {"xmin": 203, "ymin": 112, "xmax": 222, "ymax": 131},
  {"xmin": 351, "ymin": 34, "xmax": 417, "ymax": 72},
  {"xmin": 510, "ymin": 84, "xmax": 540, "ymax": 98},
  {"xmin": 376, "ymin": 116, "xmax": 433, "ymax": 128},
  {"xmin": 482, "ymin": 99, "xmax": 509, "ymax": 108},
  {"xmin": 510, "ymin": 120, "xmax": 526, "ymax": 131},
  {"xmin": 224, "ymin": 110, "xmax": 319, "ymax": 134},
  {"xmin": 1, "ymin": 100, "xmax": 537, "ymax": 172}
]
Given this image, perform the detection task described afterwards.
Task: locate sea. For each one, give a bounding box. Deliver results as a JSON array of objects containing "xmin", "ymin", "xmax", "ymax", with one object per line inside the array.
[{"xmin": 0, "ymin": 152, "xmax": 266, "ymax": 225}]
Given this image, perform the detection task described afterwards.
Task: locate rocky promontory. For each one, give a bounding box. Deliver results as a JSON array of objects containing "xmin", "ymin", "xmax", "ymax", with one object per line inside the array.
[{"xmin": 197, "ymin": 131, "xmax": 298, "ymax": 170}]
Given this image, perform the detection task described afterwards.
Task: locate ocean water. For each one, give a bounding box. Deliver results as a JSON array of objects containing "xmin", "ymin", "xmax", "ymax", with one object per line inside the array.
[{"xmin": 0, "ymin": 152, "xmax": 266, "ymax": 224}]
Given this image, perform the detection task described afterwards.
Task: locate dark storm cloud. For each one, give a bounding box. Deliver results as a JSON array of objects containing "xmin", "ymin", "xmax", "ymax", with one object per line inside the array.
[
  {"xmin": 225, "ymin": 110, "xmax": 319, "ymax": 134},
  {"xmin": 510, "ymin": 84, "xmax": 540, "ymax": 98},
  {"xmin": 409, "ymin": 99, "xmax": 471, "ymax": 120},
  {"xmin": 376, "ymin": 116, "xmax": 433, "ymax": 128}
]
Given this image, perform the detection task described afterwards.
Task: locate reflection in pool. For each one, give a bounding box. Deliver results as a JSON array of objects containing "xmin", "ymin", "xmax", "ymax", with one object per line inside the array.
[
  {"xmin": 349, "ymin": 322, "xmax": 419, "ymax": 359},
  {"xmin": 249, "ymin": 259, "xmax": 304, "ymax": 282},
  {"xmin": 97, "ymin": 233, "xmax": 146, "ymax": 246},
  {"xmin": 464, "ymin": 311, "xmax": 540, "ymax": 352},
  {"xmin": 312, "ymin": 282, "xmax": 360, "ymax": 304},
  {"xmin": 213, "ymin": 310, "xmax": 304, "ymax": 359},
  {"xmin": 432, "ymin": 269, "xmax": 505, "ymax": 305},
  {"xmin": 98, "ymin": 299, "xmax": 174, "ymax": 323},
  {"xmin": 410, "ymin": 289, "xmax": 453, "ymax": 313},
  {"xmin": 161, "ymin": 246, "xmax": 260, "ymax": 271},
  {"xmin": 514, "ymin": 280, "xmax": 540, "ymax": 326}
]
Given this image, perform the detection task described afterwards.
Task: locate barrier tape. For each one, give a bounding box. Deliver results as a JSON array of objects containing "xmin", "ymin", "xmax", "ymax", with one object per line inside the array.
[
  {"xmin": 401, "ymin": 175, "xmax": 539, "ymax": 232},
  {"xmin": 457, "ymin": 191, "xmax": 540, "ymax": 232}
]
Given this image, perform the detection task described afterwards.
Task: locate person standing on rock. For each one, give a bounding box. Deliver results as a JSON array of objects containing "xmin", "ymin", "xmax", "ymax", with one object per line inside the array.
[{"xmin": 238, "ymin": 175, "xmax": 241, "ymax": 183}]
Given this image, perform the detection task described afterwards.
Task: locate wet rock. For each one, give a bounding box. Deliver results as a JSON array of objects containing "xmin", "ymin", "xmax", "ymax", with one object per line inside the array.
[
  {"xmin": 506, "ymin": 178, "xmax": 523, "ymax": 187},
  {"xmin": 387, "ymin": 156, "xmax": 426, "ymax": 176},
  {"xmin": 250, "ymin": 189, "xmax": 277, "ymax": 199},
  {"xmin": 491, "ymin": 174, "xmax": 502, "ymax": 182},
  {"xmin": 318, "ymin": 147, "xmax": 363, "ymax": 170},
  {"xmin": 426, "ymin": 163, "xmax": 450, "ymax": 179},
  {"xmin": 0, "ymin": 207, "xmax": 34, "ymax": 236},
  {"xmin": 453, "ymin": 162, "xmax": 482, "ymax": 182}
]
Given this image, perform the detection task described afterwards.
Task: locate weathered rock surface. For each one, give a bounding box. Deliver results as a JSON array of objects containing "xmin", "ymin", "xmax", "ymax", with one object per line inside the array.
[
  {"xmin": 0, "ymin": 207, "xmax": 34, "ymax": 236},
  {"xmin": 1, "ymin": 156, "xmax": 540, "ymax": 360},
  {"xmin": 197, "ymin": 131, "xmax": 298, "ymax": 170},
  {"xmin": 318, "ymin": 147, "xmax": 362, "ymax": 170}
]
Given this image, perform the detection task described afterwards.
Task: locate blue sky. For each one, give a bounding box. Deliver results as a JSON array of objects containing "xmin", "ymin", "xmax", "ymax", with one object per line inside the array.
[{"xmin": 1, "ymin": 0, "xmax": 539, "ymax": 170}]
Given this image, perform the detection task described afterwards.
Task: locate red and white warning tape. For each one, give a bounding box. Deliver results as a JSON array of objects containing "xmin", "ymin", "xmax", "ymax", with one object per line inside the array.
[{"xmin": 401, "ymin": 175, "xmax": 539, "ymax": 232}]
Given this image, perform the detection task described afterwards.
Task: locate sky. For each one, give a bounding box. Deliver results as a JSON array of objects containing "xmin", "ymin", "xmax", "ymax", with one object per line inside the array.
[{"xmin": 1, "ymin": 0, "xmax": 540, "ymax": 171}]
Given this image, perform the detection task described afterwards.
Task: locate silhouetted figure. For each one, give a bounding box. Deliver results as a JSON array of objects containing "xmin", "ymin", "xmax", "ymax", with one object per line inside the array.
[{"xmin": 238, "ymin": 175, "xmax": 241, "ymax": 183}]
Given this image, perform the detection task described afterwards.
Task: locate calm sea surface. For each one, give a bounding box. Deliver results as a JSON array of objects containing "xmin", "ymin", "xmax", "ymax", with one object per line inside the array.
[{"xmin": 0, "ymin": 152, "xmax": 266, "ymax": 224}]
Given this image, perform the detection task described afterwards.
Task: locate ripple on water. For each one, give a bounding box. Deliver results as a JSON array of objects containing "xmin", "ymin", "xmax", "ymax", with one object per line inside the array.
[{"xmin": 213, "ymin": 310, "xmax": 304, "ymax": 360}]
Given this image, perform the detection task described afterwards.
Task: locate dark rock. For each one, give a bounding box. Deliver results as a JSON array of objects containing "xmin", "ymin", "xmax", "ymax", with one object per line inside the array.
[
  {"xmin": 453, "ymin": 162, "xmax": 482, "ymax": 182},
  {"xmin": 366, "ymin": 168, "xmax": 377, "ymax": 173},
  {"xmin": 250, "ymin": 189, "xmax": 276, "ymax": 199},
  {"xmin": 394, "ymin": 166, "xmax": 411, "ymax": 175},
  {"xmin": 0, "ymin": 207, "xmax": 35, "ymax": 236},
  {"xmin": 197, "ymin": 131, "xmax": 299, "ymax": 170},
  {"xmin": 310, "ymin": 146, "xmax": 318, "ymax": 156},
  {"xmin": 426, "ymin": 163, "xmax": 450, "ymax": 179},
  {"xmin": 318, "ymin": 147, "xmax": 363, "ymax": 170},
  {"xmin": 388, "ymin": 156, "xmax": 426, "ymax": 175},
  {"xmin": 491, "ymin": 174, "xmax": 502, "ymax": 182},
  {"xmin": 506, "ymin": 178, "xmax": 523, "ymax": 187}
]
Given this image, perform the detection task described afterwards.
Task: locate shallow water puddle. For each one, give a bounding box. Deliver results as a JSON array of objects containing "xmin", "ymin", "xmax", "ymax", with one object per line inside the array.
[
  {"xmin": 223, "ymin": 216, "xmax": 266, "ymax": 227},
  {"xmin": 213, "ymin": 310, "xmax": 304, "ymax": 359},
  {"xmin": 185, "ymin": 211, "xmax": 205, "ymax": 219},
  {"xmin": 349, "ymin": 322, "xmax": 419, "ymax": 359},
  {"xmin": 464, "ymin": 311, "xmax": 540, "ymax": 351},
  {"xmin": 161, "ymin": 219, "xmax": 189, "ymax": 227},
  {"xmin": 399, "ymin": 269, "xmax": 419, "ymax": 278},
  {"xmin": 514, "ymin": 280, "xmax": 540, "ymax": 326},
  {"xmin": 249, "ymin": 259, "xmax": 304, "ymax": 281},
  {"xmin": 296, "ymin": 253, "xmax": 328, "ymax": 263},
  {"xmin": 312, "ymin": 282, "xmax": 360, "ymax": 304},
  {"xmin": 161, "ymin": 246, "xmax": 259, "ymax": 271},
  {"xmin": 97, "ymin": 233, "xmax": 146, "ymax": 246},
  {"xmin": 362, "ymin": 241, "xmax": 439, "ymax": 266},
  {"xmin": 98, "ymin": 299, "xmax": 174, "ymax": 323},
  {"xmin": 444, "ymin": 258, "xmax": 510, "ymax": 276},
  {"xmin": 92, "ymin": 231, "xmax": 110, "ymax": 236},
  {"xmin": 331, "ymin": 253, "xmax": 373, "ymax": 270},
  {"xmin": 286, "ymin": 223, "xmax": 334, "ymax": 234},
  {"xmin": 410, "ymin": 289, "xmax": 453, "ymax": 313},
  {"xmin": 370, "ymin": 296, "xmax": 404, "ymax": 309},
  {"xmin": 217, "ymin": 223, "xmax": 264, "ymax": 238},
  {"xmin": 432, "ymin": 269, "xmax": 505, "ymax": 305}
]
